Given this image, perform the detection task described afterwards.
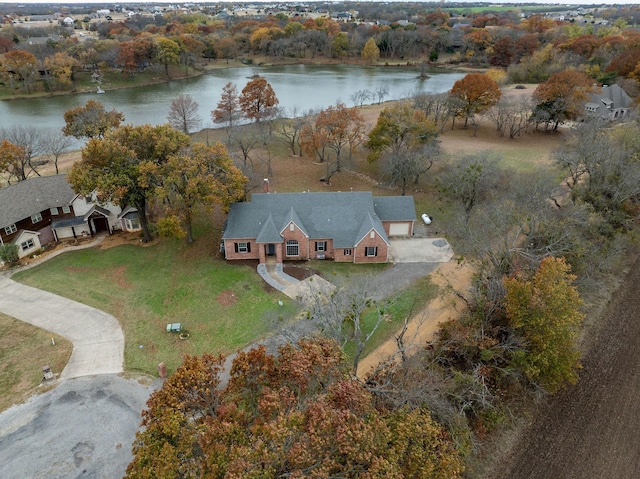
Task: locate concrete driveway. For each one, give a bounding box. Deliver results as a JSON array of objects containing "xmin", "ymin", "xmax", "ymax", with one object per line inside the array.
[
  {"xmin": 0, "ymin": 275, "xmax": 124, "ymax": 379},
  {"xmin": 389, "ymin": 237, "xmax": 454, "ymax": 263}
]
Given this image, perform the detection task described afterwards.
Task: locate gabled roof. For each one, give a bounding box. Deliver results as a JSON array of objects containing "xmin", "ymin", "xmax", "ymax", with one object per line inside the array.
[
  {"xmin": 280, "ymin": 206, "xmax": 308, "ymax": 237},
  {"xmin": 84, "ymin": 205, "xmax": 111, "ymax": 219},
  {"xmin": 354, "ymin": 212, "xmax": 389, "ymax": 247},
  {"xmin": 223, "ymin": 192, "xmax": 410, "ymax": 248},
  {"xmin": 12, "ymin": 229, "xmax": 40, "ymax": 244},
  {"xmin": 256, "ymin": 214, "xmax": 283, "ymax": 244},
  {"xmin": 0, "ymin": 175, "xmax": 75, "ymax": 229},
  {"xmin": 117, "ymin": 206, "xmax": 138, "ymax": 220}
]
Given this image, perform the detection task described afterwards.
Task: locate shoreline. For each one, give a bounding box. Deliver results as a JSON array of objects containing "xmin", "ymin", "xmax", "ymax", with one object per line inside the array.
[{"xmin": 0, "ymin": 57, "xmax": 476, "ymax": 102}]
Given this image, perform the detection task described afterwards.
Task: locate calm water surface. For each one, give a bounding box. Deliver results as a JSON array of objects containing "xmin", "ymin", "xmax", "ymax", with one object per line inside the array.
[{"xmin": 0, "ymin": 64, "xmax": 464, "ymax": 135}]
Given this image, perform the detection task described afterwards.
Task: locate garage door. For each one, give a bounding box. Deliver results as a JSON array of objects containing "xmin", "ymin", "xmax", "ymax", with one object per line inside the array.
[{"xmin": 389, "ymin": 222, "xmax": 410, "ymax": 236}]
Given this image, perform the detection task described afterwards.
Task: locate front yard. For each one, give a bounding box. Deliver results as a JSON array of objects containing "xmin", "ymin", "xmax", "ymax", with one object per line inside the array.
[{"xmin": 13, "ymin": 236, "xmax": 300, "ymax": 375}]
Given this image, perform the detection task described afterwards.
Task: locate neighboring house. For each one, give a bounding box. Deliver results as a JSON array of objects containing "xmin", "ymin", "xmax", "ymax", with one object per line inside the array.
[
  {"xmin": 222, "ymin": 191, "xmax": 416, "ymax": 264},
  {"xmin": 584, "ymin": 84, "xmax": 633, "ymax": 121},
  {"xmin": 0, "ymin": 175, "xmax": 140, "ymax": 259}
]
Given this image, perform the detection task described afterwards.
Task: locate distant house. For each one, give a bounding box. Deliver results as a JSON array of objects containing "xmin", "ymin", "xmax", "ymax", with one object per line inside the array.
[
  {"xmin": 222, "ymin": 190, "xmax": 416, "ymax": 264},
  {"xmin": 0, "ymin": 175, "xmax": 140, "ymax": 259},
  {"xmin": 584, "ymin": 84, "xmax": 633, "ymax": 121}
]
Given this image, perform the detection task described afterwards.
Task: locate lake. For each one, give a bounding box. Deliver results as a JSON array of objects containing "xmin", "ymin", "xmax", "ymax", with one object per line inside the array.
[{"xmin": 0, "ymin": 64, "xmax": 464, "ymax": 134}]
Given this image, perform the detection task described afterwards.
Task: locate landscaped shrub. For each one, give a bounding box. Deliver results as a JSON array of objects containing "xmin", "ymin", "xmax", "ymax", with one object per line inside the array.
[{"xmin": 0, "ymin": 244, "xmax": 19, "ymax": 264}]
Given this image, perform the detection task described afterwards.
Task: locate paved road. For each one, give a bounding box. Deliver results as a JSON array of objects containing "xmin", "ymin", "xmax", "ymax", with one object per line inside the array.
[
  {"xmin": 0, "ymin": 374, "xmax": 157, "ymax": 479},
  {"xmin": 0, "ymin": 275, "xmax": 124, "ymax": 379}
]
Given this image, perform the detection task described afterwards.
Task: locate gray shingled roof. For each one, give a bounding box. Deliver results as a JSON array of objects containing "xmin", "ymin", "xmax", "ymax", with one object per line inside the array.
[
  {"xmin": 373, "ymin": 196, "xmax": 417, "ymax": 221},
  {"xmin": 587, "ymin": 84, "xmax": 633, "ymax": 114},
  {"xmin": 0, "ymin": 175, "xmax": 75, "ymax": 229},
  {"xmin": 223, "ymin": 192, "xmax": 414, "ymax": 248}
]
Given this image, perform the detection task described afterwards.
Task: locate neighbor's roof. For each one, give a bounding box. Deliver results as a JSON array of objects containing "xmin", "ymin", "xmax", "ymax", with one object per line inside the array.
[
  {"xmin": 223, "ymin": 192, "xmax": 414, "ymax": 248},
  {"xmin": 0, "ymin": 175, "xmax": 75, "ymax": 229},
  {"xmin": 587, "ymin": 84, "xmax": 633, "ymax": 113}
]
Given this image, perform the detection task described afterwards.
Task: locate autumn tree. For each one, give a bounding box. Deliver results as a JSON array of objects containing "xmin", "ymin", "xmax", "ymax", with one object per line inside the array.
[
  {"xmin": 156, "ymin": 142, "xmax": 246, "ymax": 244},
  {"xmin": 361, "ymin": 37, "xmax": 380, "ymax": 64},
  {"xmin": 367, "ymin": 101, "xmax": 438, "ymax": 162},
  {"xmin": 239, "ymin": 76, "xmax": 279, "ymax": 122},
  {"xmin": 62, "ymin": 100, "xmax": 124, "ymax": 140},
  {"xmin": 532, "ymin": 70, "xmax": 593, "ymax": 131},
  {"xmin": 155, "ymin": 37, "xmax": 180, "ymax": 79},
  {"xmin": 0, "ymin": 140, "xmax": 26, "ymax": 184},
  {"xmin": 449, "ymin": 72, "xmax": 501, "ymax": 127},
  {"xmin": 69, "ymin": 124, "xmax": 190, "ymax": 243},
  {"xmin": 504, "ymin": 257, "xmax": 584, "ymax": 393},
  {"xmin": 4, "ymin": 50, "xmax": 38, "ymax": 93},
  {"xmin": 126, "ymin": 339, "xmax": 464, "ymax": 478},
  {"xmin": 300, "ymin": 103, "xmax": 365, "ymax": 183},
  {"xmin": 44, "ymin": 52, "xmax": 79, "ymax": 91},
  {"xmin": 166, "ymin": 94, "xmax": 201, "ymax": 134},
  {"xmin": 211, "ymin": 81, "xmax": 241, "ymax": 135}
]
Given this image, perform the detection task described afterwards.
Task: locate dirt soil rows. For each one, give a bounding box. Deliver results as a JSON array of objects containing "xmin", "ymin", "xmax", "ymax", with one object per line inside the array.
[{"xmin": 489, "ymin": 255, "xmax": 640, "ymax": 479}]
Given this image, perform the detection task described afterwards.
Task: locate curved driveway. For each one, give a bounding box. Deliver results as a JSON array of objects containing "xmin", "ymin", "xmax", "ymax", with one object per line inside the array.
[
  {"xmin": 0, "ymin": 275, "xmax": 124, "ymax": 379},
  {"xmin": 0, "ymin": 237, "xmax": 124, "ymax": 379}
]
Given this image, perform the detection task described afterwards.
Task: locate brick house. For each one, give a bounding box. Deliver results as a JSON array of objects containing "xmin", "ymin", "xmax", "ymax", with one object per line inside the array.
[
  {"xmin": 0, "ymin": 175, "xmax": 140, "ymax": 259},
  {"xmin": 222, "ymin": 191, "xmax": 416, "ymax": 264}
]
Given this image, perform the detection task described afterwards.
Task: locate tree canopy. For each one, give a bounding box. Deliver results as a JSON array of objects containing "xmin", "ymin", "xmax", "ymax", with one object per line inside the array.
[
  {"xmin": 69, "ymin": 124, "xmax": 190, "ymax": 243},
  {"xmin": 62, "ymin": 100, "xmax": 125, "ymax": 140},
  {"xmin": 504, "ymin": 257, "xmax": 584, "ymax": 393},
  {"xmin": 156, "ymin": 142, "xmax": 247, "ymax": 243},
  {"xmin": 126, "ymin": 338, "xmax": 463, "ymax": 479},
  {"xmin": 239, "ymin": 77, "xmax": 279, "ymax": 122},
  {"xmin": 532, "ymin": 70, "xmax": 593, "ymax": 131},
  {"xmin": 449, "ymin": 73, "xmax": 501, "ymax": 127}
]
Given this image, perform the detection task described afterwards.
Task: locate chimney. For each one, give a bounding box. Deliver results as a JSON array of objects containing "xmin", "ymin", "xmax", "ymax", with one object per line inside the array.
[{"xmin": 263, "ymin": 178, "xmax": 270, "ymax": 193}]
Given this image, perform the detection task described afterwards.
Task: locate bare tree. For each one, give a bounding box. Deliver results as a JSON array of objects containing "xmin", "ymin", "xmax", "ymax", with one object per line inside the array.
[
  {"xmin": 167, "ymin": 94, "xmax": 202, "ymax": 134},
  {"xmin": 275, "ymin": 106, "xmax": 312, "ymax": 157},
  {"xmin": 42, "ymin": 130, "xmax": 73, "ymax": 174},
  {"xmin": 307, "ymin": 274, "xmax": 394, "ymax": 376},
  {"xmin": 437, "ymin": 151, "xmax": 503, "ymax": 221},
  {"xmin": 382, "ymin": 141, "xmax": 440, "ymax": 195},
  {"xmin": 487, "ymin": 98, "xmax": 532, "ymax": 139},
  {"xmin": 373, "ymin": 85, "xmax": 389, "ymax": 104},
  {"xmin": 350, "ymin": 89, "xmax": 372, "ymax": 108},
  {"xmin": 0, "ymin": 126, "xmax": 45, "ymax": 182}
]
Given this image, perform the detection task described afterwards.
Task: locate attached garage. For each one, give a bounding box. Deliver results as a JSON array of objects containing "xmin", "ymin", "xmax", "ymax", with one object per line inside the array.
[{"xmin": 388, "ymin": 222, "xmax": 412, "ymax": 236}]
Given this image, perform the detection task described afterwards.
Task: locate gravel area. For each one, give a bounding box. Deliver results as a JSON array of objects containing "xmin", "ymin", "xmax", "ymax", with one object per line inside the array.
[{"xmin": 0, "ymin": 374, "xmax": 159, "ymax": 479}]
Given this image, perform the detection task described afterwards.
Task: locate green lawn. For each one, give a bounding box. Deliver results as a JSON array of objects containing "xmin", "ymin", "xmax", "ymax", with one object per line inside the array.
[{"xmin": 13, "ymin": 239, "xmax": 300, "ymax": 376}]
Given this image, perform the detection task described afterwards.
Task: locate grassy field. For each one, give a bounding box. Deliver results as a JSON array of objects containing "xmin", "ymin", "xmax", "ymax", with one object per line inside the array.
[
  {"xmin": 0, "ymin": 313, "xmax": 72, "ymax": 412},
  {"xmin": 14, "ymin": 231, "xmax": 300, "ymax": 376}
]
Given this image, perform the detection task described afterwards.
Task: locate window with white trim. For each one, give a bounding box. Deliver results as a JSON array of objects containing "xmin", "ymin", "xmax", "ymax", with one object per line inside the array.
[
  {"xmin": 21, "ymin": 238, "xmax": 35, "ymax": 251},
  {"xmin": 235, "ymin": 242, "xmax": 250, "ymax": 253},
  {"xmin": 50, "ymin": 207, "xmax": 59, "ymax": 215},
  {"xmin": 4, "ymin": 224, "xmax": 17, "ymax": 235},
  {"xmin": 286, "ymin": 240, "xmax": 299, "ymax": 256},
  {"xmin": 31, "ymin": 213, "xmax": 42, "ymax": 223},
  {"xmin": 344, "ymin": 249, "xmax": 352, "ymax": 256},
  {"xmin": 365, "ymin": 247, "xmax": 378, "ymax": 257},
  {"xmin": 315, "ymin": 241, "xmax": 326, "ymax": 252},
  {"xmin": 62, "ymin": 206, "xmax": 71, "ymax": 214}
]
